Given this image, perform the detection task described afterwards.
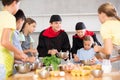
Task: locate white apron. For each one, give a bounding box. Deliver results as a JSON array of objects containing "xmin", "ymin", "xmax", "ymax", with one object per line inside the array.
[{"xmin": 110, "ymin": 44, "xmax": 120, "ymax": 70}]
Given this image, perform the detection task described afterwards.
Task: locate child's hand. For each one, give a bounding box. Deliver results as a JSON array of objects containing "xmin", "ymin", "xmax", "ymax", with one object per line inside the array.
[
  {"xmin": 26, "ymin": 56, "xmax": 36, "ymax": 63},
  {"xmin": 30, "ymin": 49, "xmax": 37, "ymax": 54},
  {"xmin": 90, "ymin": 57, "xmax": 97, "ymax": 64},
  {"xmin": 74, "ymin": 55, "xmax": 79, "ymax": 62},
  {"xmin": 14, "ymin": 51, "xmax": 28, "ymax": 61}
]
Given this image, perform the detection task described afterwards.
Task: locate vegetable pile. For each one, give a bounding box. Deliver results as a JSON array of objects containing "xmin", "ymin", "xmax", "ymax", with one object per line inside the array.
[{"xmin": 42, "ymin": 55, "xmax": 61, "ymax": 70}]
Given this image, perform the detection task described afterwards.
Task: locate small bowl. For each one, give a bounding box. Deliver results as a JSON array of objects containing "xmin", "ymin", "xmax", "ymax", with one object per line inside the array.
[
  {"xmin": 14, "ymin": 62, "xmax": 31, "ymax": 74},
  {"xmin": 80, "ymin": 60, "xmax": 93, "ymax": 65},
  {"xmin": 38, "ymin": 68, "xmax": 49, "ymax": 79},
  {"xmin": 58, "ymin": 65, "xmax": 64, "ymax": 71},
  {"xmin": 31, "ymin": 61, "xmax": 38, "ymax": 70},
  {"xmin": 63, "ymin": 63, "xmax": 74, "ymax": 73},
  {"xmin": 37, "ymin": 62, "xmax": 43, "ymax": 69},
  {"xmin": 91, "ymin": 70, "xmax": 103, "ymax": 78},
  {"xmin": 57, "ymin": 52, "xmax": 69, "ymax": 59}
]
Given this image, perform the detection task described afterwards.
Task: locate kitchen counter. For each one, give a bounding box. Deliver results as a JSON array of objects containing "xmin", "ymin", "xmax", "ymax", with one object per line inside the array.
[{"xmin": 7, "ymin": 71, "xmax": 120, "ymax": 80}]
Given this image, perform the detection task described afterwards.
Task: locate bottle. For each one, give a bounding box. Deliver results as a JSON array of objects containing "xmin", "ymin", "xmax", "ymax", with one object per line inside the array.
[
  {"xmin": 102, "ymin": 59, "xmax": 112, "ymax": 73},
  {"xmin": 0, "ymin": 64, "xmax": 6, "ymax": 80}
]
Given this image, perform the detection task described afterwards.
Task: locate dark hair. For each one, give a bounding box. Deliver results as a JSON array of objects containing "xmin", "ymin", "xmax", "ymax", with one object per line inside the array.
[
  {"xmin": 98, "ymin": 2, "xmax": 120, "ymax": 21},
  {"xmin": 2, "ymin": 0, "xmax": 20, "ymax": 6},
  {"xmin": 75, "ymin": 22, "xmax": 86, "ymax": 30},
  {"xmin": 20, "ymin": 18, "xmax": 36, "ymax": 32},
  {"xmin": 14, "ymin": 9, "xmax": 26, "ymax": 21},
  {"xmin": 49, "ymin": 15, "xmax": 62, "ymax": 23}
]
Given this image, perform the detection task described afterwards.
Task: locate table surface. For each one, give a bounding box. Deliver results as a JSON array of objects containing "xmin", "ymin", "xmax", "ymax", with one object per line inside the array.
[
  {"xmin": 7, "ymin": 59, "xmax": 120, "ymax": 80},
  {"xmin": 7, "ymin": 71, "xmax": 120, "ymax": 80}
]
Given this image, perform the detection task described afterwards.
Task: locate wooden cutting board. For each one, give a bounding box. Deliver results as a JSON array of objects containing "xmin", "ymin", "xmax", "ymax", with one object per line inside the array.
[{"xmin": 13, "ymin": 72, "xmax": 36, "ymax": 80}]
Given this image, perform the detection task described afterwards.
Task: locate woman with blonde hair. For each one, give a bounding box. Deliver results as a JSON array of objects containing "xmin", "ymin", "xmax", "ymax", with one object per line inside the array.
[{"xmin": 94, "ymin": 2, "xmax": 120, "ymax": 70}]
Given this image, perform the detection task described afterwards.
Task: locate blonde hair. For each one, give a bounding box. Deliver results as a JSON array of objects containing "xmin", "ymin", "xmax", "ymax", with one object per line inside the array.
[{"xmin": 98, "ymin": 2, "xmax": 120, "ymax": 21}]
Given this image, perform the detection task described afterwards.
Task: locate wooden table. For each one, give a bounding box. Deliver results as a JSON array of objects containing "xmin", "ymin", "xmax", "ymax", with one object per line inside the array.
[{"xmin": 7, "ymin": 71, "xmax": 120, "ymax": 80}]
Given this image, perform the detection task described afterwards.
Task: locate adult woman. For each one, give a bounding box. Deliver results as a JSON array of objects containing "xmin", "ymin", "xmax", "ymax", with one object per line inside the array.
[
  {"xmin": 71, "ymin": 22, "xmax": 101, "ymax": 60},
  {"xmin": 37, "ymin": 15, "xmax": 70, "ymax": 57},
  {"xmin": 94, "ymin": 2, "xmax": 120, "ymax": 70}
]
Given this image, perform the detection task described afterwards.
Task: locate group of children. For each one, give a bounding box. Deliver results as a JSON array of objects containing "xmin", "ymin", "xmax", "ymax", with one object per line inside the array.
[
  {"xmin": 0, "ymin": 1, "xmax": 101, "ymax": 78},
  {"xmin": 0, "ymin": 0, "xmax": 37, "ymax": 78},
  {"xmin": 13, "ymin": 9, "xmax": 37, "ymax": 63},
  {"xmin": 2, "ymin": 0, "xmax": 118, "ymax": 78}
]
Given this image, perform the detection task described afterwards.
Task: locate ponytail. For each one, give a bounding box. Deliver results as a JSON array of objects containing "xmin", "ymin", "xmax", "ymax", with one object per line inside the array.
[
  {"xmin": 114, "ymin": 15, "xmax": 120, "ymax": 21},
  {"xmin": 98, "ymin": 3, "xmax": 120, "ymax": 21}
]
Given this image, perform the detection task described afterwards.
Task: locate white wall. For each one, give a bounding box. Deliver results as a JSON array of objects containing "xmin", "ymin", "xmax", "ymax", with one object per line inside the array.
[
  {"xmin": 0, "ymin": 1, "xmax": 2, "ymax": 10},
  {"xmin": 19, "ymin": 0, "xmax": 120, "ymax": 32},
  {"xmin": 29, "ymin": 14, "xmax": 101, "ymax": 32},
  {"xmin": 0, "ymin": 0, "xmax": 119, "ymax": 47},
  {"xmin": 18, "ymin": 0, "xmax": 118, "ymax": 48},
  {"xmin": 19, "ymin": 0, "xmax": 119, "ymax": 15}
]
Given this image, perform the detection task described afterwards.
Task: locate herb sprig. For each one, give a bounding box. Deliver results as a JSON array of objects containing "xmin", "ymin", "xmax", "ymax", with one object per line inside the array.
[{"xmin": 42, "ymin": 55, "xmax": 61, "ymax": 70}]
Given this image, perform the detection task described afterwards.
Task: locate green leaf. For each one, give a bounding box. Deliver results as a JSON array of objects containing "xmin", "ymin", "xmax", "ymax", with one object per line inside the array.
[{"xmin": 42, "ymin": 55, "xmax": 61, "ymax": 70}]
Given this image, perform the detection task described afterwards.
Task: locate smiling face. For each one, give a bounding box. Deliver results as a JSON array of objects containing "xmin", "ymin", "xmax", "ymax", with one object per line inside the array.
[
  {"xmin": 76, "ymin": 29, "xmax": 86, "ymax": 38},
  {"xmin": 50, "ymin": 21, "xmax": 62, "ymax": 32}
]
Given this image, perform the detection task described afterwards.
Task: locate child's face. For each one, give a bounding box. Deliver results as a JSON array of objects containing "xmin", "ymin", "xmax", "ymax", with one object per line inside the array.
[
  {"xmin": 50, "ymin": 21, "xmax": 62, "ymax": 32},
  {"xmin": 76, "ymin": 29, "xmax": 86, "ymax": 38},
  {"xmin": 16, "ymin": 19, "xmax": 24, "ymax": 30},
  {"xmin": 28, "ymin": 22, "xmax": 36, "ymax": 33},
  {"xmin": 83, "ymin": 40, "xmax": 92, "ymax": 50}
]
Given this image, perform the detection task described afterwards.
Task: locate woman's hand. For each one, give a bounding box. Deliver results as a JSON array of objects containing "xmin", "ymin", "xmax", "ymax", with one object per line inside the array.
[
  {"xmin": 110, "ymin": 56, "xmax": 120, "ymax": 62},
  {"xmin": 94, "ymin": 45, "xmax": 101, "ymax": 52},
  {"xmin": 48, "ymin": 49, "xmax": 58, "ymax": 55}
]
